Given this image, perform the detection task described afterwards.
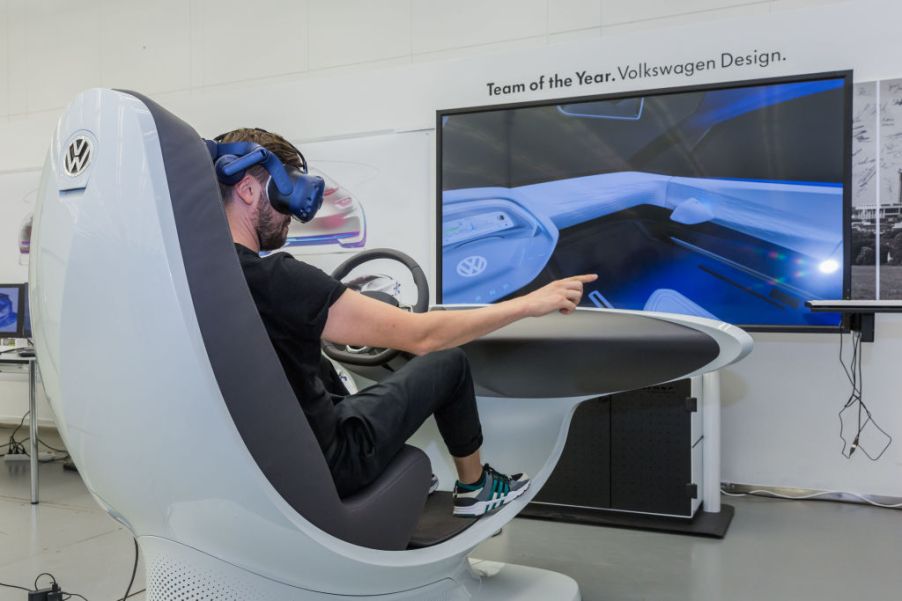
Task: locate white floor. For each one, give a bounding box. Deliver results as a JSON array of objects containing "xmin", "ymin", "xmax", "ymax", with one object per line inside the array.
[
  {"xmin": 0, "ymin": 428, "xmax": 145, "ymax": 600},
  {"xmin": 0, "ymin": 427, "xmax": 900, "ymax": 601}
]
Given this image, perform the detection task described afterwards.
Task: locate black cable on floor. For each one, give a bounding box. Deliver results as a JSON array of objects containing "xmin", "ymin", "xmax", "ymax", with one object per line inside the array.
[
  {"xmin": 2, "ymin": 424, "xmax": 140, "ymax": 600},
  {"xmin": 34, "ymin": 572, "xmax": 57, "ymax": 589},
  {"xmin": 15, "ymin": 436, "xmax": 71, "ymax": 461},
  {"xmin": 0, "ymin": 580, "xmax": 32, "ymax": 593},
  {"xmin": 120, "ymin": 538, "xmax": 139, "ymax": 601},
  {"xmin": 0, "ymin": 539, "xmax": 142, "ymax": 600},
  {"xmin": 4, "ymin": 408, "xmax": 71, "ymax": 459},
  {"xmin": 36, "ymin": 437, "xmax": 69, "ymax": 453}
]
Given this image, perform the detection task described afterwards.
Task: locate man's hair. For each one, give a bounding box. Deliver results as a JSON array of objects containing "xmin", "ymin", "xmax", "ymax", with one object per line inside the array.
[{"xmin": 215, "ymin": 128, "xmax": 303, "ymax": 202}]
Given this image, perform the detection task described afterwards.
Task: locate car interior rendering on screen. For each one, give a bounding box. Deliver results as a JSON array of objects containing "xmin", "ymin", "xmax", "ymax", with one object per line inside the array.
[{"xmin": 439, "ymin": 73, "xmax": 851, "ymax": 330}]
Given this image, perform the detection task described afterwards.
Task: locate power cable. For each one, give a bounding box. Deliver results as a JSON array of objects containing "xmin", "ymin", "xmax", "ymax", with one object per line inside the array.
[
  {"xmin": 837, "ymin": 328, "xmax": 892, "ymax": 461},
  {"xmin": 120, "ymin": 538, "xmax": 139, "ymax": 601},
  {"xmin": 722, "ymin": 487, "xmax": 902, "ymax": 509},
  {"xmin": 0, "ymin": 580, "xmax": 32, "ymax": 593},
  {"xmin": 35, "ymin": 572, "xmax": 57, "ymax": 589}
]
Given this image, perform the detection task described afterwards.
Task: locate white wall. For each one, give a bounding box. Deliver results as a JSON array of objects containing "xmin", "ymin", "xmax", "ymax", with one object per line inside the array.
[{"xmin": 3, "ymin": 0, "xmax": 901, "ymax": 496}]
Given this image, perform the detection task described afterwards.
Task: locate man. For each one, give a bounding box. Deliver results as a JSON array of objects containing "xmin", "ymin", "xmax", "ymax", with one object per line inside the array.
[{"xmin": 219, "ymin": 128, "xmax": 596, "ymax": 516}]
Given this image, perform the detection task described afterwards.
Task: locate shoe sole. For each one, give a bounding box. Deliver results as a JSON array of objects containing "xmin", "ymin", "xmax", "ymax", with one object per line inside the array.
[{"xmin": 453, "ymin": 481, "xmax": 531, "ymax": 517}]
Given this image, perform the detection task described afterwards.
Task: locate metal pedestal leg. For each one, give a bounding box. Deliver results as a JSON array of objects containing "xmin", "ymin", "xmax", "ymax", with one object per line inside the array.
[
  {"xmin": 29, "ymin": 361, "xmax": 38, "ymax": 504},
  {"xmin": 701, "ymin": 370, "xmax": 721, "ymax": 513}
]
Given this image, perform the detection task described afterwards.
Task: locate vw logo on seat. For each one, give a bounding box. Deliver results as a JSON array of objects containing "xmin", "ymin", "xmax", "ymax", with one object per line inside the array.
[
  {"xmin": 64, "ymin": 136, "xmax": 93, "ymax": 177},
  {"xmin": 456, "ymin": 255, "xmax": 487, "ymax": 278}
]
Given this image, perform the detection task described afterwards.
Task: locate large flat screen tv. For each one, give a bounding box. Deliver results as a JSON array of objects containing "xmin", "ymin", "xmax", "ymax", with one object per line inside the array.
[{"xmin": 437, "ymin": 71, "xmax": 852, "ymax": 331}]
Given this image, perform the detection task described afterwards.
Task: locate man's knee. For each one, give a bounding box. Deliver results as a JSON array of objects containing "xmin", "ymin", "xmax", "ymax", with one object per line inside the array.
[
  {"xmin": 434, "ymin": 347, "xmax": 470, "ymax": 376},
  {"xmin": 439, "ymin": 348, "xmax": 474, "ymax": 398},
  {"xmin": 406, "ymin": 347, "xmax": 472, "ymax": 397}
]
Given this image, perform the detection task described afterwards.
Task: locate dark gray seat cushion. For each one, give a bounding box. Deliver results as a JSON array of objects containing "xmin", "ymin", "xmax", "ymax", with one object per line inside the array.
[{"xmin": 341, "ymin": 445, "xmax": 431, "ymax": 549}]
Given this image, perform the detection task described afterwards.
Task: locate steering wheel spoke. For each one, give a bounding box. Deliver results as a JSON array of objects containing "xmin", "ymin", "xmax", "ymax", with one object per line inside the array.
[{"xmin": 322, "ymin": 248, "xmax": 429, "ymax": 367}]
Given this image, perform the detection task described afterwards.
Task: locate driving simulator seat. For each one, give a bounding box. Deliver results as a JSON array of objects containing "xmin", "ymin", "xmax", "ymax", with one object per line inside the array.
[{"xmin": 31, "ymin": 89, "xmax": 752, "ymax": 601}]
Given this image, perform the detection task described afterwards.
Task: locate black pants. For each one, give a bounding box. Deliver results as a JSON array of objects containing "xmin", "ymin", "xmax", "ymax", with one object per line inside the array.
[{"xmin": 324, "ymin": 348, "xmax": 483, "ymax": 497}]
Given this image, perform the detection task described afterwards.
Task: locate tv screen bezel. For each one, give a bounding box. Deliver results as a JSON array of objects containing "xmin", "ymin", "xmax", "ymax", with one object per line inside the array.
[{"xmin": 435, "ymin": 69, "xmax": 853, "ymax": 334}]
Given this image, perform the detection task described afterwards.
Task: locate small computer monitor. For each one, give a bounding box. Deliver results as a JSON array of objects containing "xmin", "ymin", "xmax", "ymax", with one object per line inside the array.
[{"xmin": 0, "ymin": 283, "xmax": 25, "ymax": 337}]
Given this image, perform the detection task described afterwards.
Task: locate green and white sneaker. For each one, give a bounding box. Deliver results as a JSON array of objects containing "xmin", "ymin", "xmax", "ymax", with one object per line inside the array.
[{"xmin": 452, "ymin": 464, "xmax": 530, "ymax": 517}]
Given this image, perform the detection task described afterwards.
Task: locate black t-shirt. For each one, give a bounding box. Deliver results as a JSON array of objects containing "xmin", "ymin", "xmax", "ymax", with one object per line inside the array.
[{"xmin": 235, "ymin": 244, "xmax": 347, "ymax": 449}]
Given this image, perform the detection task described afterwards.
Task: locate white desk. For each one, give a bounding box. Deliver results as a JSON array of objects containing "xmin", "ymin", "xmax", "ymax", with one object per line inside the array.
[{"xmin": 0, "ymin": 350, "xmax": 39, "ymax": 504}]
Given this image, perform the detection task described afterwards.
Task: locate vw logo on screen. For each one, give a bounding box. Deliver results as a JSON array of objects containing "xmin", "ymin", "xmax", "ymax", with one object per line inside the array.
[
  {"xmin": 64, "ymin": 136, "xmax": 93, "ymax": 177},
  {"xmin": 456, "ymin": 255, "xmax": 487, "ymax": 278}
]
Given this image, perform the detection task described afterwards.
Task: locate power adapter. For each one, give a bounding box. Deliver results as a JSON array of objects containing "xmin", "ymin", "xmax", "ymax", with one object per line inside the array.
[
  {"xmin": 28, "ymin": 582, "xmax": 62, "ymax": 600},
  {"xmin": 27, "ymin": 587, "xmax": 50, "ymax": 601}
]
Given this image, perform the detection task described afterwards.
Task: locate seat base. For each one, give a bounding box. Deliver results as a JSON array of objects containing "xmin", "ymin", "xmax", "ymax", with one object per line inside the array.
[
  {"xmin": 469, "ymin": 559, "xmax": 581, "ymax": 601},
  {"xmin": 141, "ymin": 536, "xmax": 580, "ymax": 600}
]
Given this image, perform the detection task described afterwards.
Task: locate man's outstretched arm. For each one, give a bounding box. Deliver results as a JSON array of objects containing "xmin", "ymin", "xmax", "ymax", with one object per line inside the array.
[{"xmin": 322, "ymin": 274, "xmax": 598, "ymax": 356}]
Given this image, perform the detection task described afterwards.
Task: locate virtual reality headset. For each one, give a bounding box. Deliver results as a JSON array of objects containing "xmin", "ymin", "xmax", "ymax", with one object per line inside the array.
[{"xmin": 204, "ymin": 139, "xmax": 325, "ymax": 223}]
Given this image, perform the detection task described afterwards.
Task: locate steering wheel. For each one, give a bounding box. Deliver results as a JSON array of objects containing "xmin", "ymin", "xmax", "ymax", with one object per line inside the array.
[{"xmin": 322, "ymin": 248, "xmax": 429, "ymax": 366}]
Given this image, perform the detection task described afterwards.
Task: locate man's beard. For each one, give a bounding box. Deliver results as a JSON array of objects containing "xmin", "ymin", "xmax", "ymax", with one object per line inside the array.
[{"xmin": 256, "ymin": 200, "xmax": 291, "ymax": 251}]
